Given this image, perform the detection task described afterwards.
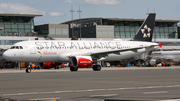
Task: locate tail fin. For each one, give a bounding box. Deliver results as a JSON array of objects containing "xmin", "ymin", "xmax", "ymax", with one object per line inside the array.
[{"xmin": 131, "ymin": 13, "xmax": 156, "ymax": 42}]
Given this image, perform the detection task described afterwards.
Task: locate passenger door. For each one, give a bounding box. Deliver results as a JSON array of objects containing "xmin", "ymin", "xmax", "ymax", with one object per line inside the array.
[{"xmin": 30, "ymin": 47, "xmax": 36, "ymax": 54}]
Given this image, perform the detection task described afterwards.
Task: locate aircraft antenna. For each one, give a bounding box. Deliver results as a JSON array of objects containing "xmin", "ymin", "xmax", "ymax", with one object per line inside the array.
[{"xmin": 146, "ymin": 8, "xmax": 149, "ymax": 15}]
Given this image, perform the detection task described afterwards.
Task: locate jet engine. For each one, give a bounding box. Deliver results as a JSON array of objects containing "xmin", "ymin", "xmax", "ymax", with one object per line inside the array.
[
  {"xmin": 149, "ymin": 59, "xmax": 161, "ymax": 65},
  {"xmin": 39, "ymin": 62, "xmax": 58, "ymax": 69},
  {"xmin": 71, "ymin": 56, "xmax": 93, "ymax": 68}
]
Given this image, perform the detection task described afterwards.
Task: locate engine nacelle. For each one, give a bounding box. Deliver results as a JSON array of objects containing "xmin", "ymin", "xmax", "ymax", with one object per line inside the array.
[
  {"xmin": 39, "ymin": 62, "xmax": 58, "ymax": 69},
  {"xmin": 149, "ymin": 59, "xmax": 161, "ymax": 65},
  {"xmin": 71, "ymin": 56, "xmax": 92, "ymax": 68}
]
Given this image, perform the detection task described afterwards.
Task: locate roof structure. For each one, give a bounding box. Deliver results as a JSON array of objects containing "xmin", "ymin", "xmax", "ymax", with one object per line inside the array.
[
  {"xmin": 62, "ymin": 17, "xmax": 180, "ymax": 24},
  {"xmin": 0, "ymin": 13, "xmax": 43, "ymax": 17}
]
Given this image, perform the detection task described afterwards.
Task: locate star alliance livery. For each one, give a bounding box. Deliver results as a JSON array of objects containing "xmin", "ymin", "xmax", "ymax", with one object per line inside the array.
[{"xmin": 3, "ymin": 13, "xmax": 161, "ymax": 73}]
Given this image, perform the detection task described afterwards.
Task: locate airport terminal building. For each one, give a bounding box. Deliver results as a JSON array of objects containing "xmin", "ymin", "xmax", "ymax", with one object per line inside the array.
[
  {"xmin": 61, "ymin": 17, "xmax": 180, "ymax": 39},
  {"xmin": 0, "ymin": 13, "xmax": 43, "ymax": 49}
]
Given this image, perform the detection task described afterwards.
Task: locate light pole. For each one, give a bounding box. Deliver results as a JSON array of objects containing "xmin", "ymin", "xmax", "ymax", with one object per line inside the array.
[
  {"xmin": 77, "ymin": 6, "xmax": 82, "ymax": 40},
  {"xmin": 70, "ymin": 5, "xmax": 74, "ymax": 37}
]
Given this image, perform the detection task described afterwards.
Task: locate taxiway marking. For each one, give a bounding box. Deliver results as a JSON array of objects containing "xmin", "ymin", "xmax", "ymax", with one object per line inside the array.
[
  {"xmin": 75, "ymin": 89, "xmax": 106, "ymax": 92},
  {"xmin": 3, "ymin": 92, "xmax": 39, "ymax": 96},
  {"xmin": 143, "ymin": 91, "xmax": 168, "ymax": 94},
  {"xmin": 2, "ymin": 84, "xmax": 180, "ymax": 97},
  {"xmin": 90, "ymin": 94, "xmax": 118, "ymax": 97},
  {"xmin": 30, "ymin": 97, "xmax": 61, "ymax": 100}
]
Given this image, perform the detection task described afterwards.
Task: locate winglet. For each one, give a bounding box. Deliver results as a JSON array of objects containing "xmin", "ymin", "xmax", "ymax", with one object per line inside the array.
[{"xmin": 158, "ymin": 42, "xmax": 163, "ymax": 48}]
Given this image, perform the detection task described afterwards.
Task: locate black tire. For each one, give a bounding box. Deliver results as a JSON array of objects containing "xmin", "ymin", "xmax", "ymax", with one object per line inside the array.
[
  {"xmin": 93, "ymin": 65, "xmax": 101, "ymax": 71},
  {"xmin": 25, "ymin": 68, "xmax": 31, "ymax": 73},
  {"xmin": 70, "ymin": 66, "xmax": 78, "ymax": 72},
  {"xmin": 96, "ymin": 65, "xmax": 101, "ymax": 71}
]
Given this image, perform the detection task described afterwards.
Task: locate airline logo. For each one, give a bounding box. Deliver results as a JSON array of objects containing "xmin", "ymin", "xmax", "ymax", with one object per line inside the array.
[
  {"xmin": 38, "ymin": 51, "xmax": 41, "ymax": 54},
  {"xmin": 80, "ymin": 61, "xmax": 92, "ymax": 64},
  {"xmin": 141, "ymin": 24, "xmax": 151, "ymax": 38},
  {"xmin": 77, "ymin": 57, "xmax": 92, "ymax": 68},
  {"xmin": 37, "ymin": 51, "xmax": 57, "ymax": 55},
  {"xmin": 44, "ymin": 51, "xmax": 57, "ymax": 55}
]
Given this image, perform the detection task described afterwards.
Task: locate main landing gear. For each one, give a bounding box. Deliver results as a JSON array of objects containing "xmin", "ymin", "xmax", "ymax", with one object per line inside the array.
[
  {"xmin": 70, "ymin": 66, "xmax": 78, "ymax": 71},
  {"xmin": 69, "ymin": 65, "xmax": 101, "ymax": 72},
  {"xmin": 25, "ymin": 67, "xmax": 31, "ymax": 73},
  {"xmin": 92, "ymin": 65, "xmax": 101, "ymax": 71}
]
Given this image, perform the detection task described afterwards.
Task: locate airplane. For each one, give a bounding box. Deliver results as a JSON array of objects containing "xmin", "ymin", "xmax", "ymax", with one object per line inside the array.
[
  {"xmin": 149, "ymin": 50, "xmax": 180, "ymax": 66},
  {"xmin": 2, "ymin": 13, "xmax": 162, "ymax": 73}
]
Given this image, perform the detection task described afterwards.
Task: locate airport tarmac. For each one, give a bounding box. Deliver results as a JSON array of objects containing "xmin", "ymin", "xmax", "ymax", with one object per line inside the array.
[{"xmin": 0, "ymin": 66, "xmax": 180, "ymax": 101}]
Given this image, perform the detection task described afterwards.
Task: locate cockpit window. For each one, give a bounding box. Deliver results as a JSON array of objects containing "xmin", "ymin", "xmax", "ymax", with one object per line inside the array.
[
  {"xmin": 10, "ymin": 46, "xmax": 23, "ymax": 49},
  {"xmin": 10, "ymin": 46, "xmax": 15, "ymax": 49},
  {"xmin": 16, "ymin": 46, "xmax": 19, "ymax": 49},
  {"xmin": 20, "ymin": 46, "xmax": 23, "ymax": 49}
]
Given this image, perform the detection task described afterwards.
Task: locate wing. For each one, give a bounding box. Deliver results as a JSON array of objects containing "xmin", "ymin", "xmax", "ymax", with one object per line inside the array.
[
  {"xmin": 69, "ymin": 44, "xmax": 158, "ymax": 60},
  {"xmin": 90, "ymin": 45, "xmax": 157, "ymax": 59}
]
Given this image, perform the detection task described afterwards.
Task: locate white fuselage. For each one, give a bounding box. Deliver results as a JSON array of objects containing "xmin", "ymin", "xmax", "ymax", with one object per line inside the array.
[{"xmin": 3, "ymin": 40, "xmax": 158, "ymax": 62}]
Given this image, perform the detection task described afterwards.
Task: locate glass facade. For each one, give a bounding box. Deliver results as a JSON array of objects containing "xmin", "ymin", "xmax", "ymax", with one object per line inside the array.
[
  {"xmin": 0, "ymin": 16, "xmax": 34, "ymax": 36},
  {"xmin": 63, "ymin": 18, "xmax": 179, "ymax": 39},
  {"xmin": 34, "ymin": 24, "xmax": 48, "ymax": 36},
  {"xmin": 96, "ymin": 27, "xmax": 114, "ymax": 35},
  {"xmin": 102, "ymin": 19, "xmax": 178, "ymax": 39},
  {"xmin": 0, "ymin": 40, "xmax": 22, "ymax": 45},
  {"xmin": 72, "ymin": 18, "xmax": 102, "ymax": 25}
]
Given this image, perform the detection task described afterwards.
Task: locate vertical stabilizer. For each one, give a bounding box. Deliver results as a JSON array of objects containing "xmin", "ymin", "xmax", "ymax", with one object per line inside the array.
[{"xmin": 131, "ymin": 13, "xmax": 156, "ymax": 42}]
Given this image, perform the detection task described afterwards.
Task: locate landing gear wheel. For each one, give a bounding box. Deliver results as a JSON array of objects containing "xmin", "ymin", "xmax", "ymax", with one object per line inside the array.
[
  {"xmin": 70, "ymin": 66, "xmax": 78, "ymax": 72},
  {"xmin": 25, "ymin": 68, "xmax": 31, "ymax": 73},
  {"xmin": 93, "ymin": 65, "xmax": 101, "ymax": 71}
]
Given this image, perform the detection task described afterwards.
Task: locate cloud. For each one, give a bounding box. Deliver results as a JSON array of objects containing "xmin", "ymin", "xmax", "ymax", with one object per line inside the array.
[
  {"xmin": 61, "ymin": 0, "xmax": 121, "ymax": 5},
  {"xmin": 63, "ymin": 0, "xmax": 74, "ymax": 3},
  {"xmin": 49, "ymin": 12, "xmax": 64, "ymax": 16},
  {"xmin": 60, "ymin": 0, "xmax": 76, "ymax": 3},
  {"xmin": 83, "ymin": 0, "xmax": 121, "ymax": 5},
  {"xmin": 0, "ymin": 3, "xmax": 46, "ymax": 15}
]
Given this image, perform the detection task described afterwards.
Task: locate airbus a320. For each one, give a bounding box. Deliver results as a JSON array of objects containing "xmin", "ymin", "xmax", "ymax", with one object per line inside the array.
[{"xmin": 3, "ymin": 13, "xmax": 162, "ymax": 73}]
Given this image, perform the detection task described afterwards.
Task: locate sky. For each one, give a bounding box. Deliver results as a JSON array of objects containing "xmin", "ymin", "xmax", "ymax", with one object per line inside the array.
[{"xmin": 0, "ymin": 0, "xmax": 180, "ymax": 25}]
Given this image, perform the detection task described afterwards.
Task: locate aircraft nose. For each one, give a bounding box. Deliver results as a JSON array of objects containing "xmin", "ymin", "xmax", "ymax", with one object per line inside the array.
[{"xmin": 2, "ymin": 51, "xmax": 10, "ymax": 60}]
